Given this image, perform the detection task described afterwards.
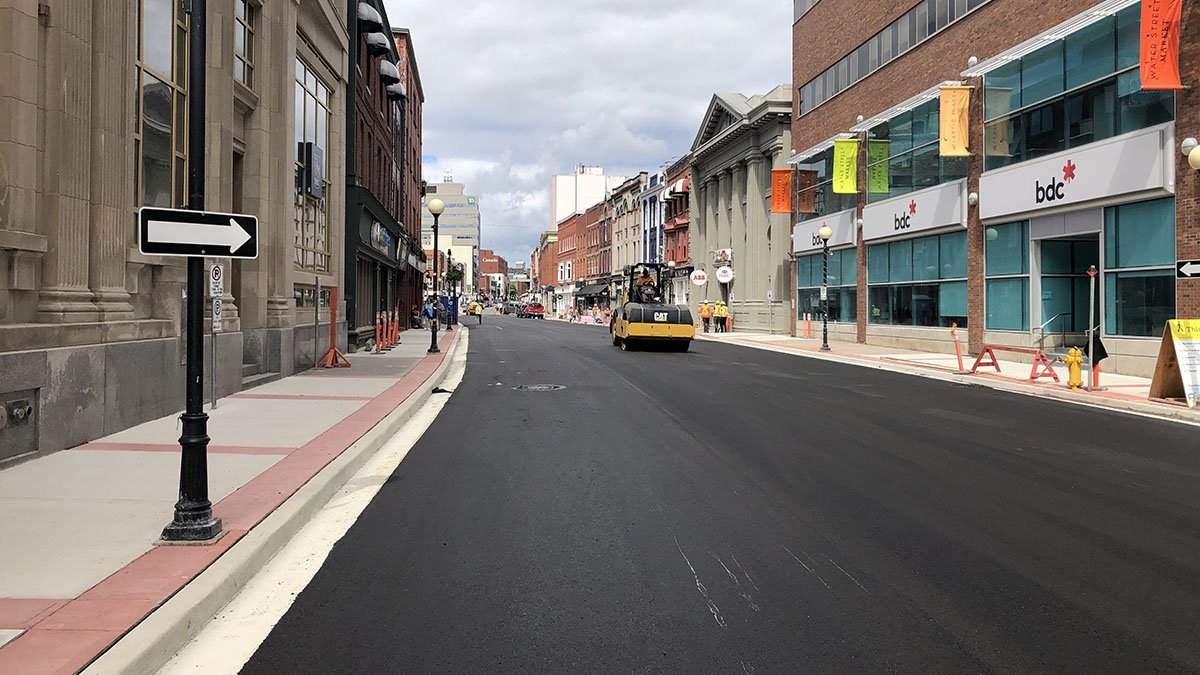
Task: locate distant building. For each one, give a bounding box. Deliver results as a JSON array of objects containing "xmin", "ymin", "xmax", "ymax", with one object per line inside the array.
[
  {"xmin": 608, "ymin": 174, "xmax": 648, "ymax": 303},
  {"xmin": 479, "ymin": 249, "xmax": 508, "ymax": 300},
  {"xmin": 533, "ymin": 230, "xmax": 559, "ymax": 309},
  {"xmin": 421, "ymin": 182, "xmax": 480, "ymax": 295},
  {"xmin": 550, "ymin": 165, "xmax": 627, "ymax": 229},
  {"xmin": 662, "ymin": 156, "xmax": 692, "ymax": 305},
  {"xmin": 639, "ymin": 172, "xmax": 665, "ymax": 264},
  {"xmin": 508, "ymin": 263, "xmax": 532, "ymax": 297}
]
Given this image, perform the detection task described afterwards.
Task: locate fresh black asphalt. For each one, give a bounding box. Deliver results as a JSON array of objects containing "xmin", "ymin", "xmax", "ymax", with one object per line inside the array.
[{"xmin": 243, "ymin": 316, "xmax": 1200, "ymax": 674}]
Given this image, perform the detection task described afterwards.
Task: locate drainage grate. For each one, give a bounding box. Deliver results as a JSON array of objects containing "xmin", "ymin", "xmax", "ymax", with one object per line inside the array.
[{"xmin": 511, "ymin": 384, "xmax": 565, "ymax": 392}]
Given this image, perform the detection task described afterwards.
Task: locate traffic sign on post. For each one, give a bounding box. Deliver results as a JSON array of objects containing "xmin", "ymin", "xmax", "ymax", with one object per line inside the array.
[
  {"xmin": 209, "ymin": 264, "xmax": 224, "ymax": 297},
  {"xmin": 1178, "ymin": 260, "xmax": 1200, "ymax": 279},
  {"xmin": 138, "ymin": 207, "xmax": 259, "ymax": 259},
  {"xmin": 212, "ymin": 298, "xmax": 223, "ymax": 330}
]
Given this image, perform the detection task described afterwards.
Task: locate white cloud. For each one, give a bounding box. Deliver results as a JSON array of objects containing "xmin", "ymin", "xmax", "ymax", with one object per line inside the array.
[{"xmin": 384, "ymin": 0, "xmax": 791, "ymax": 264}]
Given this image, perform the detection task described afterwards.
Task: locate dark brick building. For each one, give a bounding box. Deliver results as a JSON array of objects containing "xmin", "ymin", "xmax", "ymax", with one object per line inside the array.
[{"xmin": 789, "ymin": 0, "xmax": 1196, "ymax": 377}]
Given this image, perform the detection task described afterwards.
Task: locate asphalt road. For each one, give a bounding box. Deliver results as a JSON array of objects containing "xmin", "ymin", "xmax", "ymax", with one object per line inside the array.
[{"xmin": 244, "ymin": 316, "xmax": 1200, "ymax": 674}]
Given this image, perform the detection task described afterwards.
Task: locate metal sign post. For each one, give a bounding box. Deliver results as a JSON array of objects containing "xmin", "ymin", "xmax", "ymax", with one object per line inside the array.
[
  {"xmin": 1086, "ymin": 265, "xmax": 1097, "ymax": 392},
  {"xmin": 210, "ymin": 264, "xmax": 223, "ymax": 410}
]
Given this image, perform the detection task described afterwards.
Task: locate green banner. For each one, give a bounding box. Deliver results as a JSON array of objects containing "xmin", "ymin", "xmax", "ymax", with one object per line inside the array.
[{"xmin": 868, "ymin": 140, "xmax": 890, "ymax": 194}]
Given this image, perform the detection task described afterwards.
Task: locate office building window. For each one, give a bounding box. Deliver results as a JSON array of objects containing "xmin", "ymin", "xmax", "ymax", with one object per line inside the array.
[
  {"xmin": 983, "ymin": 7, "xmax": 1174, "ymax": 170},
  {"xmin": 868, "ymin": 230, "xmax": 967, "ymax": 327},
  {"xmin": 867, "ymin": 97, "xmax": 968, "ymax": 203},
  {"xmin": 797, "ymin": 248, "xmax": 857, "ymax": 322},
  {"xmin": 134, "ymin": 0, "xmax": 188, "ymax": 208},
  {"xmin": 294, "ymin": 58, "xmax": 332, "ymax": 273},
  {"xmin": 798, "ymin": 0, "xmax": 992, "ymax": 115},
  {"xmin": 1104, "ymin": 198, "xmax": 1175, "ymax": 337},
  {"xmin": 984, "ymin": 220, "xmax": 1029, "ymax": 330},
  {"xmin": 795, "ymin": 147, "xmax": 858, "ymax": 222},
  {"xmin": 234, "ymin": 0, "xmax": 255, "ymax": 88}
]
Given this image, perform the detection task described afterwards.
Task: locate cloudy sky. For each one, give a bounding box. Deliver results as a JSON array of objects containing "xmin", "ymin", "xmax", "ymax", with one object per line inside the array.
[{"xmin": 382, "ymin": 1, "xmax": 792, "ymax": 265}]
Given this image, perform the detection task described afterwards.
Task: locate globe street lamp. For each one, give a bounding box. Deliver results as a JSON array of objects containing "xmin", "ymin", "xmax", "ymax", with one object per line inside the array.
[
  {"xmin": 426, "ymin": 198, "xmax": 445, "ymax": 353},
  {"xmin": 818, "ymin": 225, "xmax": 833, "ymax": 351}
]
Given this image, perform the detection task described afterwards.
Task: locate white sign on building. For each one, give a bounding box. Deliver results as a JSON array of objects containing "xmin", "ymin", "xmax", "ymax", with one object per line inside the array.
[
  {"xmin": 862, "ymin": 179, "xmax": 966, "ymax": 241},
  {"xmin": 792, "ymin": 208, "xmax": 856, "ymax": 254}
]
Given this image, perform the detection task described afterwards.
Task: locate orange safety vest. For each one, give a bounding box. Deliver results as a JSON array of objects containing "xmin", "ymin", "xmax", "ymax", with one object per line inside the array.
[{"xmin": 699, "ymin": 303, "xmax": 713, "ymax": 318}]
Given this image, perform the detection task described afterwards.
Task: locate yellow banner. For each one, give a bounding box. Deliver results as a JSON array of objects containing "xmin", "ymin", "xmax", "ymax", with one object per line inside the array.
[
  {"xmin": 939, "ymin": 85, "xmax": 970, "ymax": 157},
  {"xmin": 832, "ymin": 139, "xmax": 858, "ymax": 194},
  {"xmin": 867, "ymin": 140, "xmax": 890, "ymax": 194}
]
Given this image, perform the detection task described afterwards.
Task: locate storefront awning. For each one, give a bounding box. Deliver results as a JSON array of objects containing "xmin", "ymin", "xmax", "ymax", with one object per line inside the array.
[
  {"xmin": 379, "ymin": 60, "xmax": 401, "ymax": 85},
  {"xmin": 576, "ymin": 284, "xmax": 609, "ymax": 296}
]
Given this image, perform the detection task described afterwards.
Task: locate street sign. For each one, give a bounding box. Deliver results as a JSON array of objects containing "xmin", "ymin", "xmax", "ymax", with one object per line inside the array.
[
  {"xmin": 138, "ymin": 207, "xmax": 258, "ymax": 259},
  {"xmin": 716, "ymin": 266, "xmax": 734, "ymax": 284},
  {"xmin": 212, "ymin": 298, "xmax": 224, "ymax": 331},
  {"xmin": 1178, "ymin": 260, "xmax": 1200, "ymax": 279},
  {"xmin": 820, "ymin": 286, "xmax": 828, "ymax": 301},
  {"xmin": 767, "ymin": 290, "xmax": 773, "ymax": 301},
  {"xmin": 690, "ymin": 270, "xmax": 708, "ymax": 286},
  {"xmin": 209, "ymin": 264, "xmax": 224, "ymax": 297}
]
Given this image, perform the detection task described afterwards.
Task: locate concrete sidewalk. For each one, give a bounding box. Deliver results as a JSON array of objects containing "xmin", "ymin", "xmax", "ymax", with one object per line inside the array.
[
  {"xmin": 0, "ymin": 328, "xmax": 460, "ymax": 674},
  {"xmin": 696, "ymin": 332, "xmax": 1200, "ymax": 424}
]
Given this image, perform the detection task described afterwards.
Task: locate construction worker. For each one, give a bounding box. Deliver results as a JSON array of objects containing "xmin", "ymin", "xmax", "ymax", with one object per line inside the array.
[
  {"xmin": 467, "ymin": 299, "xmax": 483, "ymax": 324},
  {"xmin": 699, "ymin": 301, "xmax": 713, "ymax": 333},
  {"xmin": 713, "ymin": 300, "xmax": 729, "ymax": 333}
]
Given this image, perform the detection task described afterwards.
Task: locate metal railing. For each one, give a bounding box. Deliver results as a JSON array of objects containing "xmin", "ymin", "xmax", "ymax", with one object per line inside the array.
[{"xmin": 1035, "ymin": 312, "xmax": 1072, "ymax": 353}]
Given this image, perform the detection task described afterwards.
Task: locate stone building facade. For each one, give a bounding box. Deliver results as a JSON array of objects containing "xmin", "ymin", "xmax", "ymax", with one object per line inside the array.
[
  {"xmin": 608, "ymin": 173, "xmax": 647, "ymax": 303},
  {"xmin": 0, "ymin": 0, "xmax": 350, "ymax": 462},
  {"xmin": 689, "ymin": 86, "xmax": 793, "ymax": 333}
]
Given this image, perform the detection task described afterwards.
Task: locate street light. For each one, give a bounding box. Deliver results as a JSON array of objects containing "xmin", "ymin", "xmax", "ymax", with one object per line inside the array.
[
  {"xmin": 818, "ymin": 225, "xmax": 833, "ymax": 351},
  {"xmin": 426, "ymin": 198, "xmax": 445, "ymax": 354}
]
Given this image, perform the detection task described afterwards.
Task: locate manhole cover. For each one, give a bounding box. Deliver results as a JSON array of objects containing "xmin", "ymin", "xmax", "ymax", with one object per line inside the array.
[{"xmin": 512, "ymin": 384, "xmax": 565, "ymax": 392}]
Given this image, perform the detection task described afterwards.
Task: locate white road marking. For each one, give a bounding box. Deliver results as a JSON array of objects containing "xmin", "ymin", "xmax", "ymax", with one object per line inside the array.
[
  {"xmin": 675, "ymin": 537, "xmax": 725, "ymax": 628},
  {"xmin": 159, "ymin": 336, "xmax": 469, "ymax": 674},
  {"xmin": 825, "ymin": 556, "xmax": 869, "ymax": 593}
]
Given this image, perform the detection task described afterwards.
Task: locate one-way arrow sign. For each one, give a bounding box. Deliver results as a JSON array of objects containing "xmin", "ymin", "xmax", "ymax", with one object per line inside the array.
[
  {"xmin": 138, "ymin": 207, "xmax": 259, "ymax": 259},
  {"xmin": 1178, "ymin": 260, "xmax": 1200, "ymax": 279}
]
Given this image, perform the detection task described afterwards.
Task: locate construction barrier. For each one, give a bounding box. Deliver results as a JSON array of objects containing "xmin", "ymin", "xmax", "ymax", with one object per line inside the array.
[
  {"xmin": 950, "ymin": 323, "xmax": 969, "ymax": 374},
  {"xmin": 971, "ymin": 345, "xmax": 1059, "ymax": 383},
  {"xmin": 319, "ymin": 288, "xmax": 351, "ymax": 368}
]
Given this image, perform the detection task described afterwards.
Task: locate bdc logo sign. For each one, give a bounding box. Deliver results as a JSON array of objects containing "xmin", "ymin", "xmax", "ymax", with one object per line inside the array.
[
  {"xmin": 894, "ymin": 200, "xmax": 917, "ymax": 231},
  {"xmin": 1036, "ymin": 159, "xmax": 1077, "ymax": 204}
]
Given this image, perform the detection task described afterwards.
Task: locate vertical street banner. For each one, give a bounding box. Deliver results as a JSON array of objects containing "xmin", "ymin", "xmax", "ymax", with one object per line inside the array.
[
  {"xmin": 771, "ymin": 169, "xmax": 792, "ymax": 213},
  {"xmin": 1149, "ymin": 319, "xmax": 1200, "ymax": 408},
  {"xmin": 832, "ymin": 139, "xmax": 858, "ymax": 194},
  {"xmin": 983, "ymin": 87, "xmax": 1012, "ymax": 158},
  {"xmin": 867, "ymin": 140, "xmax": 890, "ymax": 194},
  {"xmin": 939, "ymin": 86, "xmax": 971, "ymax": 156},
  {"xmin": 1140, "ymin": 0, "xmax": 1183, "ymax": 90},
  {"xmin": 795, "ymin": 169, "xmax": 818, "ymax": 214}
]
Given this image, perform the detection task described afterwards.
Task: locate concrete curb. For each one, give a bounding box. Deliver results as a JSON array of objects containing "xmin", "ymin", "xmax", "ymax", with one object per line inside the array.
[
  {"xmin": 699, "ymin": 336, "xmax": 1200, "ymax": 427},
  {"xmin": 82, "ymin": 329, "xmax": 468, "ymax": 675}
]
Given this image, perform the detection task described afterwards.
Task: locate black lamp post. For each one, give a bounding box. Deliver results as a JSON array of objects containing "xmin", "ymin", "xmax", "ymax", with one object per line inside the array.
[
  {"xmin": 427, "ymin": 198, "xmax": 444, "ymax": 353},
  {"xmin": 819, "ymin": 225, "xmax": 833, "ymax": 352}
]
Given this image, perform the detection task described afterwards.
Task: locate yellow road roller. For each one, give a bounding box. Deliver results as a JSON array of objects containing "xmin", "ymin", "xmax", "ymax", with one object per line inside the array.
[{"xmin": 610, "ymin": 263, "xmax": 695, "ymax": 352}]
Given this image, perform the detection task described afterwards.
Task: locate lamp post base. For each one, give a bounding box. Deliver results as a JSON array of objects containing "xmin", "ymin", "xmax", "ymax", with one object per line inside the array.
[{"xmin": 161, "ymin": 514, "xmax": 223, "ymax": 543}]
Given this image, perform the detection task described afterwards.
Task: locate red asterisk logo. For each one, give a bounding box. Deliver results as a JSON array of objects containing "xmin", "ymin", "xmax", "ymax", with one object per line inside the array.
[
  {"xmin": 1062, "ymin": 159, "xmax": 1077, "ymax": 183},
  {"xmin": 908, "ymin": 200, "xmax": 917, "ymax": 215}
]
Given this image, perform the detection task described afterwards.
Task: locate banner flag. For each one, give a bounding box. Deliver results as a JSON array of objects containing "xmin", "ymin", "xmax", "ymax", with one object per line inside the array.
[
  {"xmin": 795, "ymin": 170, "xmax": 818, "ymax": 214},
  {"xmin": 939, "ymin": 86, "xmax": 971, "ymax": 156},
  {"xmin": 832, "ymin": 139, "xmax": 858, "ymax": 194},
  {"xmin": 983, "ymin": 86, "xmax": 1012, "ymax": 158},
  {"xmin": 867, "ymin": 140, "xmax": 890, "ymax": 194},
  {"xmin": 771, "ymin": 169, "xmax": 792, "ymax": 213},
  {"xmin": 1140, "ymin": 0, "xmax": 1184, "ymax": 90}
]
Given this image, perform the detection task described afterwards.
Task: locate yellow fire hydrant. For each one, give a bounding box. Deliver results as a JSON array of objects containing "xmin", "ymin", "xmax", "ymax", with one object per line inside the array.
[{"xmin": 1064, "ymin": 346, "xmax": 1084, "ymax": 390}]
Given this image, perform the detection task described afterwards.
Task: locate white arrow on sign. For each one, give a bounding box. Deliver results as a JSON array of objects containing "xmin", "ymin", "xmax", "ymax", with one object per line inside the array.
[
  {"xmin": 1181, "ymin": 262, "xmax": 1200, "ymax": 277},
  {"xmin": 147, "ymin": 218, "xmax": 252, "ymax": 252}
]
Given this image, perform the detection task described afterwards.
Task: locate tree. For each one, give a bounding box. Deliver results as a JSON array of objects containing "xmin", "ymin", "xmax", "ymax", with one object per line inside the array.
[{"xmin": 507, "ymin": 283, "xmax": 517, "ymax": 299}]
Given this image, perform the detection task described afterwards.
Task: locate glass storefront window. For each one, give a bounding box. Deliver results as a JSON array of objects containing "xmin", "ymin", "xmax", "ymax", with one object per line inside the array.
[
  {"xmin": 1103, "ymin": 198, "xmax": 1175, "ymax": 337},
  {"xmin": 1115, "ymin": 5, "xmax": 1139, "ymax": 69},
  {"xmin": 797, "ymin": 249, "xmax": 857, "ymax": 323},
  {"xmin": 867, "ymin": 231, "xmax": 967, "ymax": 327},
  {"xmin": 1116, "ymin": 71, "xmax": 1174, "ymax": 133},
  {"xmin": 985, "ymin": 220, "xmax": 1029, "ymax": 330},
  {"xmin": 1104, "ymin": 198, "xmax": 1175, "ymax": 269},
  {"xmin": 1065, "ymin": 16, "xmax": 1115, "ymax": 89},
  {"xmin": 1021, "ymin": 42, "xmax": 1064, "ymax": 105},
  {"xmin": 1067, "ymin": 81, "xmax": 1116, "ymax": 148}
]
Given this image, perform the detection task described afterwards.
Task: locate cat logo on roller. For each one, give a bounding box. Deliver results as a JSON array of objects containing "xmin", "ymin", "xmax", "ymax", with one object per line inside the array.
[{"xmin": 609, "ymin": 262, "xmax": 695, "ymax": 352}]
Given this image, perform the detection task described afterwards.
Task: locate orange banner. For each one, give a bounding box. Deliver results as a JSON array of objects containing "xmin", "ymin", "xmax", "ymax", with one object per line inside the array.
[
  {"xmin": 795, "ymin": 170, "xmax": 818, "ymax": 214},
  {"xmin": 771, "ymin": 169, "xmax": 792, "ymax": 213},
  {"xmin": 1140, "ymin": 0, "xmax": 1183, "ymax": 90}
]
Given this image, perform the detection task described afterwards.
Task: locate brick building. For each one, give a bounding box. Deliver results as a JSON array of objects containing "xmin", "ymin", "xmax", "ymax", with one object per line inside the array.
[
  {"xmin": 553, "ymin": 213, "xmax": 582, "ymax": 316},
  {"xmin": 790, "ymin": 0, "xmax": 1196, "ymax": 376},
  {"xmin": 345, "ymin": 3, "xmax": 423, "ymax": 349},
  {"xmin": 479, "ymin": 249, "xmax": 508, "ymax": 301},
  {"xmin": 577, "ymin": 201, "xmax": 610, "ymax": 308},
  {"xmin": 662, "ymin": 156, "xmax": 692, "ymax": 305}
]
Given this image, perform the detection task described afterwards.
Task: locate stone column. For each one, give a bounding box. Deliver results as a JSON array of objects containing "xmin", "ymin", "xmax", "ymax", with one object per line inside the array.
[
  {"xmin": 746, "ymin": 154, "xmax": 767, "ymax": 303},
  {"xmin": 87, "ymin": 0, "xmax": 134, "ymax": 319},
  {"xmin": 265, "ymin": 1, "xmax": 297, "ymax": 328},
  {"xmin": 38, "ymin": 0, "xmax": 98, "ymax": 322},
  {"xmin": 731, "ymin": 161, "xmax": 749, "ymax": 314}
]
